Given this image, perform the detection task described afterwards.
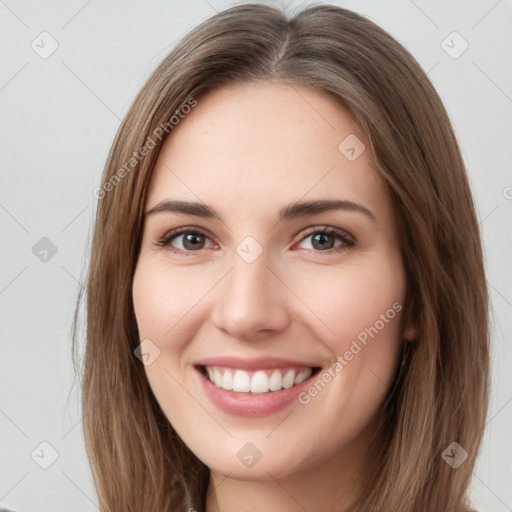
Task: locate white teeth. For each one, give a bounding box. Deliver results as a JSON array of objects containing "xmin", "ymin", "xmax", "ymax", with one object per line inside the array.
[
  {"xmin": 250, "ymin": 370, "xmax": 269, "ymax": 393},
  {"xmin": 282, "ymin": 369, "xmax": 295, "ymax": 389},
  {"xmin": 222, "ymin": 370, "xmax": 233, "ymax": 390},
  {"xmin": 232, "ymin": 370, "xmax": 251, "ymax": 392},
  {"xmin": 294, "ymin": 367, "xmax": 312, "ymax": 385},
  {"xmin": 205, "ymin": 366, "xmax": 314, "ymax": 393},
  {"xmin": 214, "ymin": 368, "xmax": 223, "ymax": 387},
  {"xmin": 269, "ymin": 369, "xmax": 282, "ymax": 391}
]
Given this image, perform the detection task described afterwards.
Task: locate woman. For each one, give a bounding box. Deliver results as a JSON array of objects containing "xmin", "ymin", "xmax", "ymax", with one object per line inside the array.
[{"xmin": 75, "ymin": 3, "xmax": 489, "ymax": 511}]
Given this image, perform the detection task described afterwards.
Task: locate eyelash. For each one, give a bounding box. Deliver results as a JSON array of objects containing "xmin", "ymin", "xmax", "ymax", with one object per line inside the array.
[{"xmin": 155, "ymin": 226, "xmax": 355, "ymax": 256}]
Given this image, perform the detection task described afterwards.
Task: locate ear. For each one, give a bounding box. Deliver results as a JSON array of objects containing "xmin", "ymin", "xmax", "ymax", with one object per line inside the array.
[
  {"xmin": 404, "ymin": 322, "xmax": 417, "ymax": 342},
  {"xmin": 401, "ymin": 298, "xmax": 418, "ymax": 342}
]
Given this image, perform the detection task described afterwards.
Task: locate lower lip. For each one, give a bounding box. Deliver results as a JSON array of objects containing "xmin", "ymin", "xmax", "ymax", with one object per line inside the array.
[{"xmin": 195, "ymin": 367, "xmax": 319, "ymax": 417}]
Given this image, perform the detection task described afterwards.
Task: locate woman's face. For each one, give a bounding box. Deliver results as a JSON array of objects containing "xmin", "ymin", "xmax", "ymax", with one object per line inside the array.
[{"xmin": 132, "ymin": 82, "xmax": 409, "ymax": 480}]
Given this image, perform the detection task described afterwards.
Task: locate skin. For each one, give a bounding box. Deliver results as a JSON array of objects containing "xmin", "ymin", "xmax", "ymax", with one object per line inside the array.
[{"xmin": 132, "ymin": 81, "xmax": 413, "ymax": 512}]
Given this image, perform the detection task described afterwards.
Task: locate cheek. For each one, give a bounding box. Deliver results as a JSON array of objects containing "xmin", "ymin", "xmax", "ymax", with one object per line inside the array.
[
  {"xmin": 132, "ymin": 260, "xmax": 214, "ymax": 345},
  {"xmin": 291, "ymin": 259, "xmax": 406, "ymax": 352},
  {"xmin": 291, "ymin": 258, "xmax": 406, "ymax": 421},
  {"xmin": 132, "ymin": 261, "xmax": 209, "ymax": 431}
]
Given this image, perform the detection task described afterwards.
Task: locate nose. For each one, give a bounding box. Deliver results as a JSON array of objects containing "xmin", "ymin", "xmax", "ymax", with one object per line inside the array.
[{"xmin": 210, "ymin": 248, "xmax": 291, "ymax": 341}]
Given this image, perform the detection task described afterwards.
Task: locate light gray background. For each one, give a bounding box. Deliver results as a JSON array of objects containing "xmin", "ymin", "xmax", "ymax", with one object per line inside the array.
[{"xmin": 1, "ymin": 0, "xmax": 511, "ymax": 510}]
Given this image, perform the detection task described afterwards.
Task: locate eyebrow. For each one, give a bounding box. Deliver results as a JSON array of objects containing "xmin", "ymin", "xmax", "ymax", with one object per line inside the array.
[
  {"xmin": 146, "ymin": 199, "xmax": 376, "ymax": 223},
  {"xmin": 282, "ymin": 199, "xmax": 376, "ymax": 223}
]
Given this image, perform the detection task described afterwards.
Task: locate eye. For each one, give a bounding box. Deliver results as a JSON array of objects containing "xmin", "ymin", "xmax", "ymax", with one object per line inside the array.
[
  {"xmin": 156, "ymin": 228, "xmax": 215, "ymax": 254},
  {"xmin": 295, "ymin": 226, "xmax": 354, "ymax": 253},
  {"xmin": 155, "ymin": 226, "xmax": 354, "ymax": 255}
]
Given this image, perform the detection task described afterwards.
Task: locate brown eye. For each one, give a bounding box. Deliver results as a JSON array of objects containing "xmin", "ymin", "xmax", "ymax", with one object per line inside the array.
[
  {"xmin": 156, "ymin": 226, "xmax": 354, "ymax": 256},
  {"xmin": 297, "ymin": 227, "xmax": 354, "ymax": 253},
  {"xmin": 157, "ymin": 228, "xmax": 214, "ymax": 253},
  {"xmin": 177, "ymin": 232, "xmax": 207, "ymax": 251}
]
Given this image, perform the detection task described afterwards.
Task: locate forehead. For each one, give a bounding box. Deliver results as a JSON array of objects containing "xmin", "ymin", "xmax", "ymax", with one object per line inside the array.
[{"xmin": 146, "ymin": 82, "xmax": 390, "ymax": 223}]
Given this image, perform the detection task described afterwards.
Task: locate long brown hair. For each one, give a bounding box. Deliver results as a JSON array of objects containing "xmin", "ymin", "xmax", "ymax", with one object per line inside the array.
[{"xmin": 73, "ymin": 3, "xmax": 489, "ymax": 511}]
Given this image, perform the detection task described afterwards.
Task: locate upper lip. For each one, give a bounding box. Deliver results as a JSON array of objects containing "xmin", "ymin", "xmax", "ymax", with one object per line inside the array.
[{"xmin": 195, "ymin": 356, "xmax": 320, "ymax": 371}]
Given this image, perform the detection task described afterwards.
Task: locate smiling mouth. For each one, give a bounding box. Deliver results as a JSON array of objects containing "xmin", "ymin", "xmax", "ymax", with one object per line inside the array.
[{"xmin": 198, "ymin": 365, "xmax": 322, "ymax": 394}]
